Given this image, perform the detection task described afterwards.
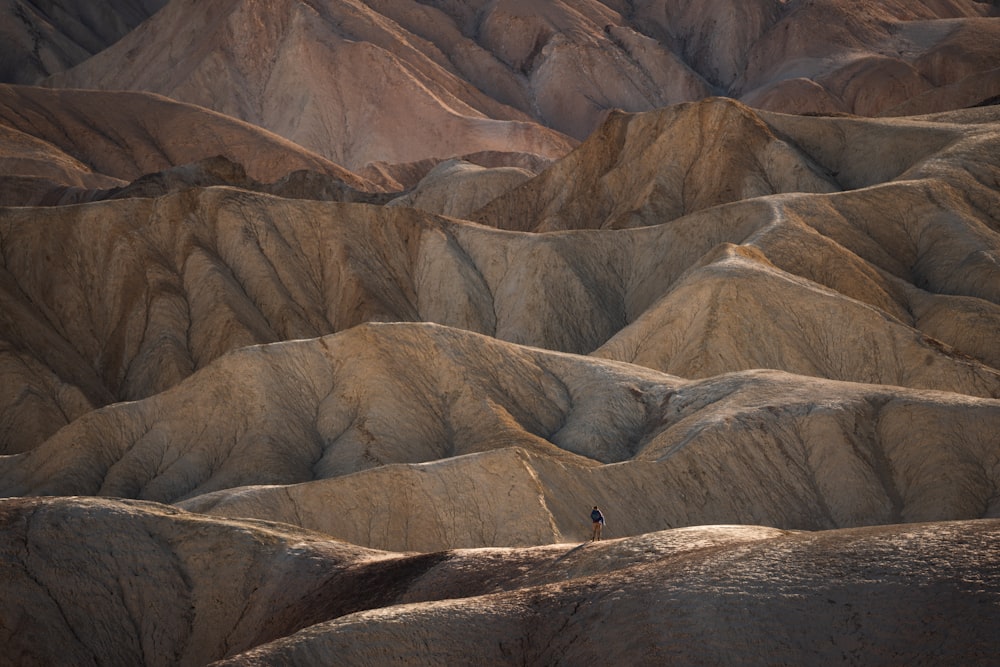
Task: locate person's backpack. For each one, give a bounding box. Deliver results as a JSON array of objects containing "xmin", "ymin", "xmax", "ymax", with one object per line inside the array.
[{"xmin": 591, "ymin": 509, "xmax": 602, "ymax": 522}]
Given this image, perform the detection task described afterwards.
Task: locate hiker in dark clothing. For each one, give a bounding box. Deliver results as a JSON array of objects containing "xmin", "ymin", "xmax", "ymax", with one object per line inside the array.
[{"xmin": 590, "ymin": 506, "xmax": 605, "ymax": 541}]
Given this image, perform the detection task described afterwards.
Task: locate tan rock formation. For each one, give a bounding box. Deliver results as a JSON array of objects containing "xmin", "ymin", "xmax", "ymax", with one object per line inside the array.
[
  {"xmin": 37, "ymin": 0, "xmax": 1000, "ymax": 164},
  {"xmin": 359, "ymin": 150, "xmax": 554, "ymax": 191},
  {"xmin": 3, "ymin": 496, "xmax": 998, "ymax": 666},
  {"xmin": 472, "ymin": 98, "xmax": 841, "ymax": 231},
  {"xmin": 45, "ymin": 0, "xmax": 576, "ymax": 170},
  {"xmin": 386, "ymin": 159, "xmax": 534, "ymax": 219},
  {"xmin": 0, "ymin": 496, "xmax": 381, "ymax": 667},
  {"xmin": 470, "ymin": 97, "xmax": 1000, "ymax": 230},
  {"xmin": 215, "ymin": 518, "xmax": 1000, "ymax": 666},
  {"xmin": 2, "ymin": 323, "xmax": 997, "ymax": 549},
  {"xmin": 734, "ymin": 1, "xmax": 1000, "ymax": 114},
  {"xmin": 3, "ymin": 99, "xmax": 999, "ymax": 451},
  {"xmin": 1, "ymin": 3, "xmax": 999, "ymax": 662}
]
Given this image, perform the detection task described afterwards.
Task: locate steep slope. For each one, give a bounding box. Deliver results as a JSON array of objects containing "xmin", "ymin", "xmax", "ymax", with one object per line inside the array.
[
  {"xmin": 3, "ymin": 114, "xmax": 1000, "ymax": 452},
  {"xmin": 0, "ymin": 84, "xmax": 377, "ymax": 198},
  {"xmin": 2, "ymin": 4, "xmax": 998, "ymax": 662},
  {"xmin": 45, "ymin": 0, "xmax": 576, "ymax": 170},
  {"xmin": 2, "ymin": 323, "xmax": 998, "ymax": 548},
  {"xmin": 470, "ymin": 97, "xmax": 1000, "ymax": 230},
  {"xmin": 3, "ymin": 497, "xmax": 998, "ymax": 666},
  {"xmin": 594, "ymin": 242, "xmax": 1000, "ymax": 392},
  {"xmin": 40, "ymin": 0, "xmax": 1000, "ymax": 164},
  {"xmin": 0, "ymin": 0, "xmax": 167, "ymax": 84},
  {"xmin": 0, "ymin": 121, "xmax": 126, "ymax": 206},
  {"xmin": 472, "ymin": 98, "xmax": 842, "ymax": 231},
  {"xmin": 0, "ymin": 496, "xmax": 383, "ymax": 667},
  {"xmin": 736, "ymin": 2, "xmax": 1000, "ymax": 115}
]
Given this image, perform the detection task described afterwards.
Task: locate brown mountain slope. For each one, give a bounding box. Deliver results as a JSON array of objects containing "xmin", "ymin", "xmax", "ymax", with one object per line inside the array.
[
  {"xmin": 2, "ymin": 323, "xmax": 998, "ymax": 546},
  {"xmin": 593, "ymin": 242, "xmax": 1000, "ymax": 391},
  {"xmin": 0, "ymin": 121, "xmax": 126, "ymax": 205},
  {"xmin": 44, "ymin": 0, "xmax": 577, "ymax": 170},
  {"xmin": 3, "ymin": 122, "xmax": 999, "ymax": 452},
  {"xmin": 738, "ymin": 5, "xmax": 1000, "ymax": 115},
  {"xmin": 472, "ymin": 98, "xmax": 842, "ymax": 231},
  {"xmin": 0, "ymin": 84, "xmax": 378, "ymax": 195},
  {"xmin": 217, "ymin": 519, "xmax": 1000, "ymax": 666},
  {"xmin": 40, "ymin": 0, "xmax": 1000, "ymax": 165},
  {"xmin": 3, "ymin": 497, "xmax": 998, "ymax": 666},
  {"xmin": 0, "ymin": 0, "xmax": 167, "ymax": 84},
  {"xmin": 470, "ymin": 97, "xmax": 1000, "ymax": 230}
]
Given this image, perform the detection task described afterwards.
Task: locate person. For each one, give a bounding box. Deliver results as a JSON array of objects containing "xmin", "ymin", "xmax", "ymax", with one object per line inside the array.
[{"xmin": 590, "ymin": 506, "xmax": 605, "ymax": 541}]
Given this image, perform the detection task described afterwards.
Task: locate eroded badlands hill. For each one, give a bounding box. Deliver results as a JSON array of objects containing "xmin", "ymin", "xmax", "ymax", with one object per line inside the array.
[
  {"xmin": 3, "ymin": 99, "xmax": 999, "ymax": 455},
  {"xmin": 2, "ymin": 322, "xmax": 998, "ymax": 551},
  {"xmin": 40, "ymin": 0, "xmax": 1000, "ymax": 169},
  {"xmin": 2, "ymin": 3, "xmax": 999, "ymax": 662},
  {"xmin": 0, "ymin": 84, "xmax": 383, "ymax": 206},
  {"xmin": 2, "ymin": 497, "xmax": 998, "ymax": 666}
]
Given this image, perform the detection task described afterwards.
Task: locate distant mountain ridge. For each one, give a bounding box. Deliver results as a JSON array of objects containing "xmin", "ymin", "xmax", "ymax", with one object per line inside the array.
[{"xmin": 38, "ymin": 0, "xmax": 1000, "ymax": 170}]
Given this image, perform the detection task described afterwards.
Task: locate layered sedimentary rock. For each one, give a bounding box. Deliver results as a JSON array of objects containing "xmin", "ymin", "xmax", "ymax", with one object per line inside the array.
[
  {"xmin": 0, "ymin": 84, "xmax": 379, "ymax": 206},
  {"xmin": 3, "ymin": 100, "xmax": 999, "ymax": 458}
]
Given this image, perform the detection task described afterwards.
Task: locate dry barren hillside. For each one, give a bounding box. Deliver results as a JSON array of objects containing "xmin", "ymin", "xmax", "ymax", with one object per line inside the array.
[
  {"xmin": 2, "ymin": 497, "xmax": 998, "ymax": 665},
  {"xmin": 41, "ymin": 0, "xmax": 1000, "ymax": 169},
  {"xmin": 3, "ymin": 98, "xmax": 998, "ymax": 454},
  {"xmin": 0, "ymin": 83, "xmax": 386, "ymax": 206},
  {"xmin": 1, "ymin": 0, "xmax": 1000, "ymax": 664},
  {"xmin": 6, "ymin": 323, "xmax": 998, "ymax": 552}
]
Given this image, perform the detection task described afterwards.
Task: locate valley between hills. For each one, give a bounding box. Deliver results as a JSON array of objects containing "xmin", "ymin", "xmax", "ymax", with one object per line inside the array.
[{"xmin": 1, "ymin": 0, "xmax": 999, "ymax": 664}]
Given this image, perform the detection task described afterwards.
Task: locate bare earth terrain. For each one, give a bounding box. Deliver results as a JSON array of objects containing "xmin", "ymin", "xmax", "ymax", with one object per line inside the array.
[{"xmin": 1, "ymin": 0, "xmax": 999, "ymax": 665}]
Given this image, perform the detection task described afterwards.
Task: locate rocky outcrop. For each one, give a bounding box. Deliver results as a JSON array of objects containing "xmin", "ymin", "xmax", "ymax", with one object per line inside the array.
[
  {"xmin": 386, "ymin": 159, "xmax": 534, "ymax": 219},
  {"xmin": 470, "ymin": 97, "xmax": 1000, "ymax": 230},
  {"xmin": 471, "ymin": 98, "xmax": 842, "ymax": 231},
  {"xmin": 44, "ymin": 0, "xmax": 577, "ymax": 170}
]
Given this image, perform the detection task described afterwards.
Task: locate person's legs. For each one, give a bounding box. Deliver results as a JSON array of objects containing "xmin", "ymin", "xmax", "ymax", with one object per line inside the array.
[{"xmin": 592, "ymin": 522, "xmax": 599, "ymax": 541}]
